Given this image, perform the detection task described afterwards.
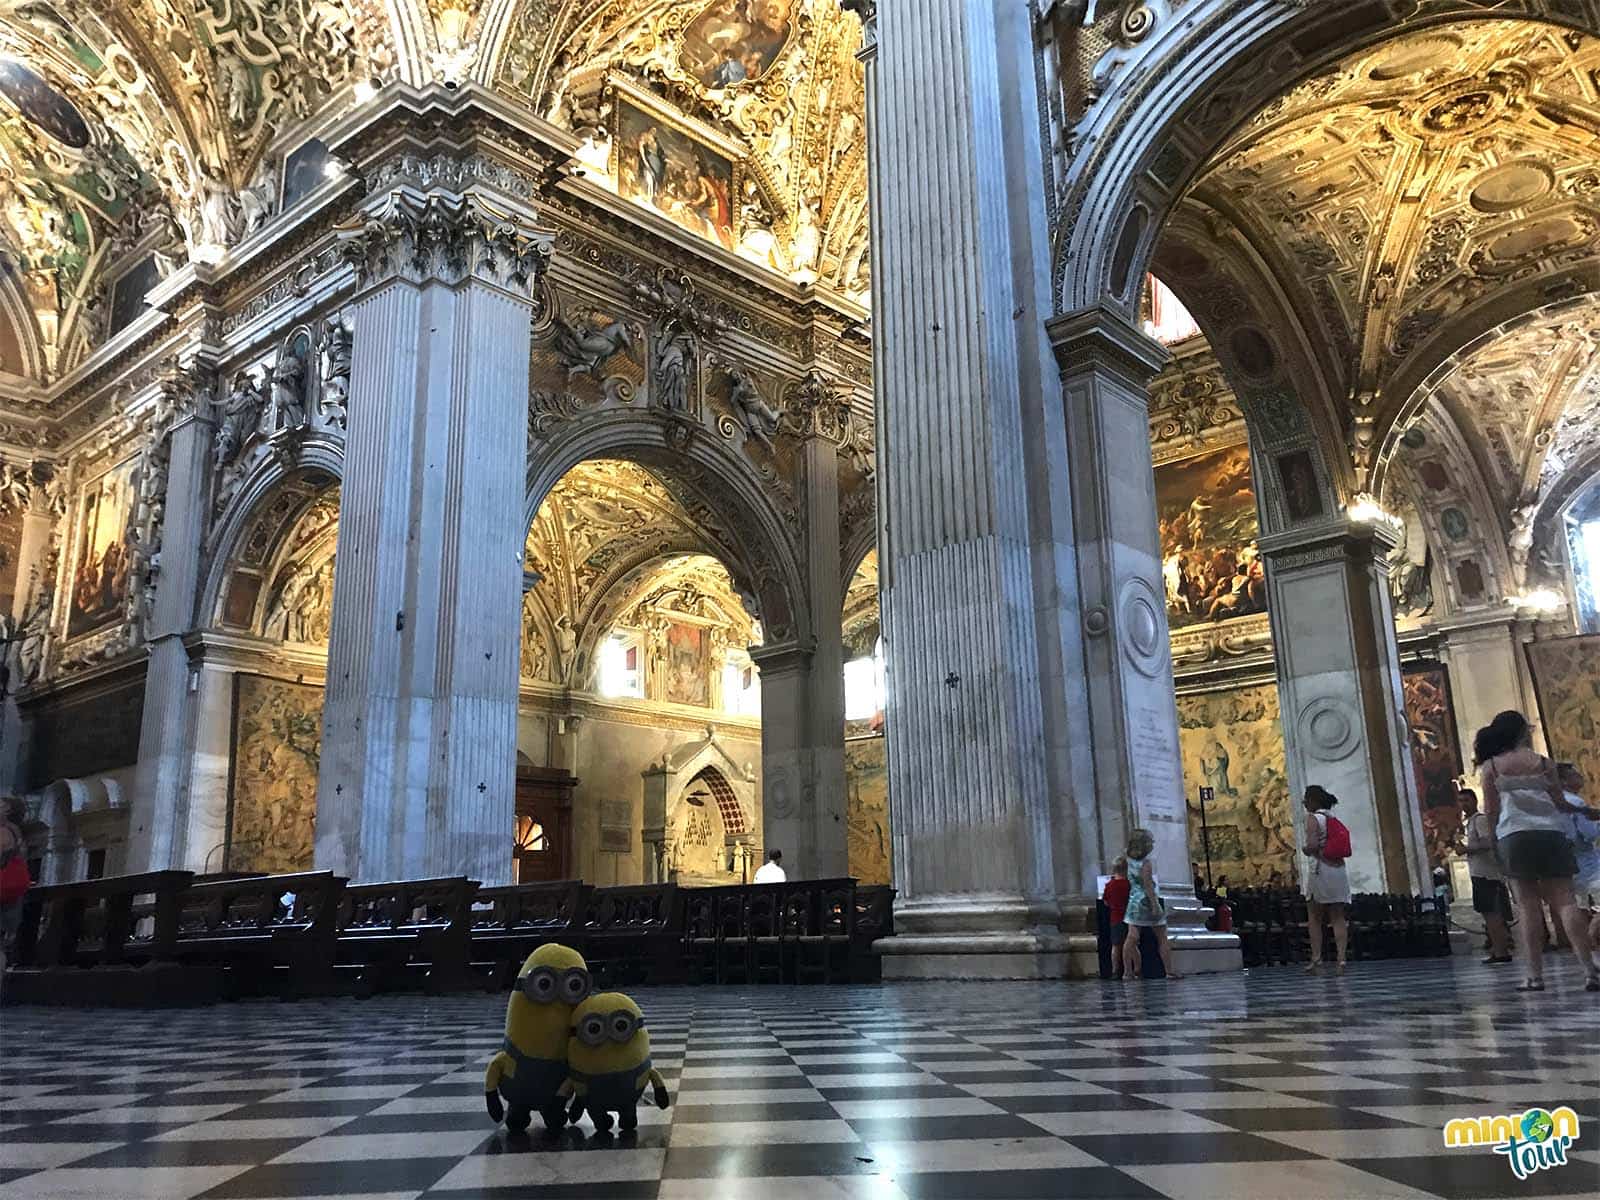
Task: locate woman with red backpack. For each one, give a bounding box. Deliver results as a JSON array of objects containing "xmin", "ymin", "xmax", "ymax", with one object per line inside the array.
[
  {"xmin": 1302, "ymin": 784, "xmax": 1351, "ymax": 973},
  {"xmin": 0, "ymin": 794, "xmax": 33, "ymax": 991}
]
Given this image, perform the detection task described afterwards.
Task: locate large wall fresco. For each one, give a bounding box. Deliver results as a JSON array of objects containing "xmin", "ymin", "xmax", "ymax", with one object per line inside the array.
[
  {"xmin": 1156, "ymin": 444, "xmax": 1266, "ymax": 630},
  {"xmin": 845, "ymin": 734, "xmax": 890, "ymax": 885},
  {"xmin": 1403, "ymin": 665, "xmax": 1464, "ymax": 868},
  {"xmin": 1176, "ymin": 684, "xmax": 1295, "ymax": 886},
  {"xmin": 228, "ymin": 674, "xmax": 323, "ymax": 874},
  {"xmin": 67, "ymin": 456, "xmax": 139, "ymax": 639},
  {"xmin": 1528, "ymin": 635, "xmax": 1600, "ymax": 800}
]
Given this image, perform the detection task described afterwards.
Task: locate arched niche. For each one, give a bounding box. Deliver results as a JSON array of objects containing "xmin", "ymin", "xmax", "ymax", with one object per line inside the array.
[{"xmin": 641, "ymin": 731, "xmax": 758, "ymax": 883}]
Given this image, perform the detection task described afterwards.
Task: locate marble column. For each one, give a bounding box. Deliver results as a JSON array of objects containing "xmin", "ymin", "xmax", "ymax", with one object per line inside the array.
[
  {"xmin": 1437, "ymin": 615, "xmax": 1542, "ymax": 764},
  {"xmin": 867, "ymin": 0, "xmax": 1077, "ymax": 978},
  {"xmin": 314, "ymin": 184, "xmax": 550, "ymax": 886},
  {"xmin": 126, "ymin": 372, "xmax": 216, "ymax": 873},
  {"xmin": 1259, "ymin": 518, "xmax": 1429, "ymax": 894},
  {"xmin": 1049, "ymin": 306, "xmax": 1238, "ymax": 972}
]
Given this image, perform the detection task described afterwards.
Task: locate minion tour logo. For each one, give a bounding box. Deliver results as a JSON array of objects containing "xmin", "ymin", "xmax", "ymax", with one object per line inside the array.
[{"xmin": 1443, "ymin": 1107, "xmax": 1580, "ymax": 1180}]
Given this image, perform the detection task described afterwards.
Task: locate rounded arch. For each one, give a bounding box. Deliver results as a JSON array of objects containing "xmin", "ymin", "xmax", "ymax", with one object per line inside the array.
[
  {"xmin": 681, "ymin": 764, "xmax": 748, "ymax": 837},
  {"xmin": 841, "ymin": 525, "xmax": 877, "ymax": 607},
  {"xmin": 1055, "ymin": 2, "xmax": 1596, "ymax": 316},
  {"xmin": 526, "ymin": 412, "xmax": 809, "ymax": 647},
  {"xmin": 199, "ymin": 452, "xmax": 343, "ymax": 631}
]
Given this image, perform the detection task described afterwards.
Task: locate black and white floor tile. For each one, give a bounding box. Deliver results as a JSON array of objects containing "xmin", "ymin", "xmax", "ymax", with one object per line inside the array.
[{"xmin": 3, "ymin": 957, "xmax": 1599, "ymax": 1199}]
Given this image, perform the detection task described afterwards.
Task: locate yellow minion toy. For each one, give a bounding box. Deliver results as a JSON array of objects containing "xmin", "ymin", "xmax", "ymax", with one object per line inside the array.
[
  {"xmin": 559, "ymin": 992, "xmax": 671, "ymax": 1132},
  {"xmin": 484, "ymin": 944, "xmax": 592, "ymax": 1133}
]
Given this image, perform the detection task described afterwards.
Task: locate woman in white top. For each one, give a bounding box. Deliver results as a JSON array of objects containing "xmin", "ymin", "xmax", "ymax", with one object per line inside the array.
[
  {"xmin": 1301, "ymin": 785, "xmax": 1351, "ymax": 972},
  {"xmin": 1474, "ymin": 710, "xmax": 1599, "ymax": 993}
]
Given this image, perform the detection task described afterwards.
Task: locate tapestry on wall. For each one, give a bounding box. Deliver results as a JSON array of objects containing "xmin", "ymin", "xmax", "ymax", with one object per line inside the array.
[
  {"xmin": 228, "ymin": 674, "xmax": 323, "ymax": 874},
  {"xmin": 1527, "ymin": 635, "xmax": 1600, "ymax": 801},
  {"xmin": 1402, "ymin": 665, "xmax": 1464, "ymax": 868},
  {"xmin": 845, "ymin": 735, "xmax": 891, "ymax": 886},
  {"xmin": 1155, "ymin": 443, "xmax": 1266, "ymax": 630},
  {"xmin": 1176, "ymin": 684, "xmax": 1295, "ymax": 886}
]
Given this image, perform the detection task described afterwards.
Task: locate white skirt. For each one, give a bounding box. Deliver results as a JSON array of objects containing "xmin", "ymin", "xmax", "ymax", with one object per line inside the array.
[{"xmin": 1304, "ymin": 857, "xmax": 1351, "ymax": 905}]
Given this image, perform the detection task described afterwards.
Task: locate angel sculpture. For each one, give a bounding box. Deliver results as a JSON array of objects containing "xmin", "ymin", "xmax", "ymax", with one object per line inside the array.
[
  {"xmin": 728, "ymin": 367, "xmax": 780, "ymax": 451},
  {"xmin": 551, "ymin": 315, "xmax": 634, "ymax": 380}
]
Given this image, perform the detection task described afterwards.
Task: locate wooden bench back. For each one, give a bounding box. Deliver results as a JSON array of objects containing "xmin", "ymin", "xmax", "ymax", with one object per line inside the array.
[
  {"xmin": 582, "ymin": 883, "xmax": 681, "ymax": 933},
  {"xmin": 177, "ymin": 871, "xmax": 347, "ymax": 940},
  {"xmin": 338, "ymin": 876, "xmax": 480, "ymax": 935},
  {"xmin": 471, "ymin": 880, "xmax": 590, "ymax": 933},
  {"xmin": 27, "ymin": 870, "xmax": 195, "ymax": 968}
]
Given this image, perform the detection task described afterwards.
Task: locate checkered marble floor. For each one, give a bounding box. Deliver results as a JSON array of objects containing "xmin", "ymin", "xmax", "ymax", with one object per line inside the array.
[{"xmin": 3, "ymin": 957, "xmax": 1599, "ymax": 1200}]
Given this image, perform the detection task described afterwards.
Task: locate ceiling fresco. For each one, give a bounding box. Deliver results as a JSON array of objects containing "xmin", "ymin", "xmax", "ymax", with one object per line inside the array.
[{"xmin": 1191, "ymin": 19, "xmax": 1600, "ymax": 401}]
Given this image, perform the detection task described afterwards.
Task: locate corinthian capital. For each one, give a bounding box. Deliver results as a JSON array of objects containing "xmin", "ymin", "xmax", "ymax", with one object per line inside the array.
[{"xmin": 337, "ymin": 190, "xmax": 554, "ymax": 297}]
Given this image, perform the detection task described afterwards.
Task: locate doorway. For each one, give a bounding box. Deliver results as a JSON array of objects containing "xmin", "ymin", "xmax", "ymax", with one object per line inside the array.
[{"xmin": 514, "ymin": 766, "xmax": 576, "ymax": 882}]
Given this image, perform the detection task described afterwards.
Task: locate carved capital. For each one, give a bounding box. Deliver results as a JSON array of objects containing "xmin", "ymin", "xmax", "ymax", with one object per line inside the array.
[
  {"xmin": 1047, "ymin": 303, "xmax": 1170, "ymax": 390},
  {"xmin": 783, "ymin": 369, "xmax": 852, "ymax": 443},
  {"xmin": 337, "ymin": 189, "xmax": 554, "ymax": 297}
]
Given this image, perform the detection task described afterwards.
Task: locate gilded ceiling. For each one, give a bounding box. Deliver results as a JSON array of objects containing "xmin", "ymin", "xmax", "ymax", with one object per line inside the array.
[
  {"xmin": 0, "ymin": 1, "xmax": 867, "ymax": 385},
  {"xmin": 521, "ymin": 458, "xmax": 757, "ymax": 686},
  {"xmin": 1191, "ymin": 19, "xmax": 1600, "ymax": 400}
]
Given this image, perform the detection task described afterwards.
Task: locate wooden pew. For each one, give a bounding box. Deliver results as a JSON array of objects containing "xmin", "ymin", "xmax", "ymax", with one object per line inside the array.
[
  {"xmin": 26, "ymin": 871, "xmax": 195, "ymax": 970},
  {"xmin": 335, "ymin": 876, "xmax": 481, "ymax": 994},
  {"xmin": 580, "ymin": 883, "xmax": 683, "ymax": 987},
  {"xmin": 171, "ymin": 871, "xmax": 346, "ymax": 999},
  {"xmin": 469, "ymin": 879, "xmax": 592, "ymax": 989},
  {"xmin": 851, "ymin": 884, "xmax": 895, "ymax": 981}
]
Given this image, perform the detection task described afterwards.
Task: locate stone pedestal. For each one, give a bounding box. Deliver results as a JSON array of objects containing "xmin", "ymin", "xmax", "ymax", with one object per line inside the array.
[
  {"xmin": 127, "ymin": 374, "xmax": 215, "ymax": 873},
  {"xmin": 1260, "ymin": 519, "xmax": 1429, "ymax": 895},
  {"xmin": 313, "ymin": 181, "xmax": 551, "ymax": 885}
]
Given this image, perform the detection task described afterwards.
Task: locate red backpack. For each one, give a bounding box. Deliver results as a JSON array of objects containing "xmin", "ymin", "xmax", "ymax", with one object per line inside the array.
[{"xmin": 1321, "ymin": 815, "xmax": 1352, "ymax": 863}]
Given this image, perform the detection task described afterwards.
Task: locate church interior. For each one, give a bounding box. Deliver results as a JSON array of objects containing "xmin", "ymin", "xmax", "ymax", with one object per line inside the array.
[{"xmin": 3, "ymin": 3, "xmax": 1600, "ymax": 1199}]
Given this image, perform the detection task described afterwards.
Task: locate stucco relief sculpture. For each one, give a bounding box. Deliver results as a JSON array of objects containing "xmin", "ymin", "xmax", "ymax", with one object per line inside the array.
[
  {"xmin": 213, "ymin": 371, "xmax": 268, "ymax": 473},
  {"xmin": 551, "ymin": 313, "xmax": 636, "ymax": 381},
  {"xmin": 726, "ymin": 366, "xmax": 780, "ymax": 451},
  {"xmin": 319, "ymin": 318, "xmax": 352, "ymax": 430}
]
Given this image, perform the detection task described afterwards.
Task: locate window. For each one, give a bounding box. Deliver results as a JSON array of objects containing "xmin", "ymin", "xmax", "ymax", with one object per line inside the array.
[
  {"xmin": 598, "ymin": 634, "xmax": 642, "ymax": 698},
  {"xmin": 1143, "ymin": 275, "xmax": 1201, "ymax": 346},
  {"xmin": 515, "ymin": 816, "xmax": 547, "ymax": 853},
  {"xmin": 844, "ymin": 638, "xmax": 886, "ymax": 720},
  {"xmin": 723, "ymin": 652, "xmax": 760, "ymax": 717}
]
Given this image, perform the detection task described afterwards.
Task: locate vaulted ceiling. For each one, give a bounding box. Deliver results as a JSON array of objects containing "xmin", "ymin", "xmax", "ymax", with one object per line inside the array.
[
  {"xmin": 0, "ymin": 1, "xmax": 868, "ymax": 387},
  {"xmin": 1188, "ymin": 18, "xmax": 1600, "ymax": 408}
]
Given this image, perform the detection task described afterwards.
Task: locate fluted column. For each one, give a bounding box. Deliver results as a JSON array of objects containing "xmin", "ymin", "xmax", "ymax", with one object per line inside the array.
[
  {"xmin": 127, "ymin": 370, "xmax": 217, "ymax": 873},
  {"xmin": 315, "ymin": 182, "xmax": 551, "ymax": 885},
  {"xmin": 1260, "ymin": 518, "xmax": 1429, "ymax": 894},
  {"xmin": 869, "ymin": 0, "xmax": 1077, "ymax": 977}
]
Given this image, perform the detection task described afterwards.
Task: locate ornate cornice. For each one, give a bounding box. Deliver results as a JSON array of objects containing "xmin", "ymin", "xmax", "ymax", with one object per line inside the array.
[{"xmin": 1047, "ymin": 302, "xmax": 1171, "ymax": 389}]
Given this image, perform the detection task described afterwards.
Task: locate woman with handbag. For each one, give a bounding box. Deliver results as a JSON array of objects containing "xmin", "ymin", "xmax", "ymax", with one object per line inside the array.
[
  {"xmin": 1475, "ymin": 711, "xmax": 1599, "ymax": 993},
  {"xmin": 1302, "ymin": 785, "xmax": 1351, "ymax": 973},
  {"xmin": 1121, "ymin": 828, "xmax": 1182, "ymax": 980}
]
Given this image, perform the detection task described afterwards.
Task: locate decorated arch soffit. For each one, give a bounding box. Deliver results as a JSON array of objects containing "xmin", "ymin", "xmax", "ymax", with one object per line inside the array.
[
  {"xmin": 521, "ymin": 457, "xmax": 757, "ymax": 687},
  {"xmin": 841, "ymin": 545, "xmax": 875, "ymax": 659},
  {"xmin": 0, "ymin": 2, "xmax": 391, "ymax": 382},
  {"xmin": 490, "ymin": 1, "xmax": 869, "ymax": 300}
]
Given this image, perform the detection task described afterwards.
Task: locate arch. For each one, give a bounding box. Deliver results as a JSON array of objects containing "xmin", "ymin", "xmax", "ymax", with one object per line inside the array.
[
  {"xmin": 527, "ymin": 411, "xmax": 809, "ymax": 648},
  {"xmin": 841, "ymin": 527, "xmax": 877, "ymax": 606},
  {"xmin": 655, "ymin": 733, "xmax": 757, "ymax": 837},
  {"xmin": 199, "ymin": 448, "xmax": 344, "ymax": 630},
  {"xmin": 683, "ymin": 765, "xmax": 746, "ymax": 836},
  {"xmin": 1055, "ymin": 2, "xmax": 1597, "ymax": 317}
]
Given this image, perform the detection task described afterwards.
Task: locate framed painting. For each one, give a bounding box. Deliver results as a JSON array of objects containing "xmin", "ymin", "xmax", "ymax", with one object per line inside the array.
[
  {"xmin": 613, "ymin": 97, "xmax": 737, "ymax": 250},
  {"xmin": 227, "ymin": 674, "xmax": 323, "ymax": 874},
  {"xmin": 662, "ymin": 621, "xmax": 709, "ymax": 707},
  {"xmin": 1155, "ymin": 443, "xmax": 1266, "ymax": 629},
  {"xmin": 678, "ymin": 0, "xmax": 798, "ymax": 88},
  {"xmin": 1526, "ymin": 634, "xmax": 1600, "ymax": 799},
  {"xmin": 1402, "ymin": 664, "xmax": 1464, "ymax": 867},
  {"xmin": 67, "ymin": 456, "xmax": 140, "ymax": 639},
  {"xmin": 1277, "ymin": 450, "xmax": 1325, "ymax": 522}
]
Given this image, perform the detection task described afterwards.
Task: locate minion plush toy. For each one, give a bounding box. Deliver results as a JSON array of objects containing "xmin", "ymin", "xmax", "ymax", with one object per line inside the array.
[
  {"xmin": 485, "ymin": 944, "xmax": 592, "ymax": 1133},
  {"xmin": 560, "ymin": 992, "xmax": 671, "ymax": 1131}
]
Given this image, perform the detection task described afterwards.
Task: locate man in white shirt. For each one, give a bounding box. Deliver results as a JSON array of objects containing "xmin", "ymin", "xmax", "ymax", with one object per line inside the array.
[{"xmin": 753, "ymin": 849, "xmax": 786, "ymax": 884}]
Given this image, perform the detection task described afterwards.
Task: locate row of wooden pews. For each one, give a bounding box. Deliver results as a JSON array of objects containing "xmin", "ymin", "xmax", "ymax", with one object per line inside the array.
[{"xmin": 3, "ymin": 870, "xmax": 896, "ymax": 1006}]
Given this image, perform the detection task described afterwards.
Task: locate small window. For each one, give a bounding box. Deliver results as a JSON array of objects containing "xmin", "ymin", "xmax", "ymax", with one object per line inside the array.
[
  {"xmin": 598, "ymin": 633, "xmax": 643, "ymax": 698},
  {"xmin": 722, "ymin": 655, "xmax": 760, "ymax": 717},
  {"xmin": 843, "ymin": 637, "xmax": 886, "ymax": 721},
  {"xmin": 108, "ymin": 255, "xmax": 161, "ymax": 336},
  {"xmin": 281, "ymin": 138, "xmax": 331, "ymax": 209}
]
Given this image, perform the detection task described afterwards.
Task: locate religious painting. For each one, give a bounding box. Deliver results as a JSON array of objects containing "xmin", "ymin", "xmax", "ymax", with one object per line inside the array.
[
  {"xmin": 1403, "ymin": 665, "xmax": 1464, "ymax": 868},
  {"xmin": 228, "ymin": 674, "xmax": 323, "ymax": 874},
  {"xmin": 0, "ymin": 500, "xmax": 23, "ymax": 618},
  {"xmin": 1276, "ymin": 450, "xmax": 1325, "ymax": 522},
  {"xmin": 845, "ymin": 735, "xmax": 891, "ymax": 885},
  {"xmin": 614, "ymin": 100, "xmax": 736, "ymax": 250},
  {"xmin": 679, "ymin": 0, "xmax": 797, "ymax": 88},
  {"xmin": 261, "ymin": 554, "xmax": 335, "ymax": 646},
  {"xmin": 1156, "ymin": 444, "xmax": 1266, "ymax": 629},
  {"xmin": 0, "ymin": 58, "xmax": 91, "ymax": 148},
  {"xmin": 1176, "ymin": 684, "xmax": 1296, "ymax": 886},
  {"xmin": 662, "ymin": 621, "xmax": 709, "ymax": 707},
  {"xmin": 1527, "ymin": 635, "xmax": 1600, "ymax": 804},
  {"xmin": 67, "ymin": 457, "xmax": 139, "ymax": 639}
]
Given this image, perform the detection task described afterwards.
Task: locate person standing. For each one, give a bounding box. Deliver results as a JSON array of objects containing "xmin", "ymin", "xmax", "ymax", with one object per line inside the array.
[
  {"xmin": 1103, "ymin": 858, "xmax": 1131, "ymax": 980},
  {"xmin": 1122, "ymin": 829, "xmax": 1182, "ymax": 980},
  {"xmin": 753, "ymin": 849, "xmax": 786, "ymax": 884},
  {"xmin": 1460, "ymin": 786, "xmax": 1514, "ymax": 964},
  {"xmin": 1558, "ymin": 762, "xmax": 1600, "ymax": 976},
  {"xmin": 1301, "ymin": 785, "xmax": 1351, "ymax": 973},
  {"xmin": 1474, "ymin": 711, "xmax": 1600, "ymax": 993}
]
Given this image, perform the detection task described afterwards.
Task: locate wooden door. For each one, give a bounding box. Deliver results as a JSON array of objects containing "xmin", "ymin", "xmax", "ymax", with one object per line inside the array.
[{"xmin": 515, "ymin": 767, "xmax": 576, "ymax": 883}]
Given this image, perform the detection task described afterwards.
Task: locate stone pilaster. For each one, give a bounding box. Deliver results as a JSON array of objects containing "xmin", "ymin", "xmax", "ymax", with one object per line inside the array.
[
  {"xmin": 1050, "ymin": 305, "xmax": 1238, "ymax": 974},
  {"xmin": 126, "ymin": 369, "xmax": 217, "ymax": 873},
  {"xmin": 1259, "ymin": 518, "xmax": 1429, "ymax": 894},
  {"xmin": 1435, "ymin": 614, "xmax": 1542, "ymax": 765},
  {"xmin": 314, "ymin": 182, "xmax": 551, "ymax": 885},
  {"xmin": 867, "ymin": 0, "xmax": 1072, "ymax": 978}
]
